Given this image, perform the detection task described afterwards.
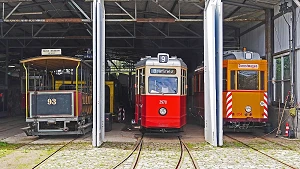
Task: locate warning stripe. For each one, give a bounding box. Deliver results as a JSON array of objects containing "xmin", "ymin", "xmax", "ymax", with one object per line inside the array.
[
  {"xmin": 226, "ymin": 92, "xmax": 233, "ymax": 118},
  {"xmin": 263, "ymin": 92, "xmax": 268, "ymax": 118}
]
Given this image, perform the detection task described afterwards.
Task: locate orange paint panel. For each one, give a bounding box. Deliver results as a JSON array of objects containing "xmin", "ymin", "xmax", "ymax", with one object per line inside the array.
[{"xmin": 223, "ymin": 91, "xmax": 266, "ymax": 121}]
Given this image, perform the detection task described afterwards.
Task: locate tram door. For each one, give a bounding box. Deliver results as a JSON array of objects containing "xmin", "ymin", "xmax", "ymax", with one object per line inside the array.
[{"xmin": 136, "ymin": 68, "xmax": 145, "ymax": 125}]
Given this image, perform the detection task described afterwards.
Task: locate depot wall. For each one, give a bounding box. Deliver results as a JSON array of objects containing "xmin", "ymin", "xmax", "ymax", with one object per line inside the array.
[{"xmin": 239, "ymin": 2, "xmax": 300, "ymax": 138}]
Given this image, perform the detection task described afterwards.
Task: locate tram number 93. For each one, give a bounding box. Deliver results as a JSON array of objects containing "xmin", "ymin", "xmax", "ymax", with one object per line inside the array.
[{"xmin": 47, "ymin": 98, "xmax": 57, "ymax": 105}]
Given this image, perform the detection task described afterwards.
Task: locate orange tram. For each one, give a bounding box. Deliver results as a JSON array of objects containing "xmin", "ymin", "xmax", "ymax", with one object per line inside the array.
[
  {"xmin": 134, "ymin": 53, "xmax": 187, "ymax": 133},
  {"xmin": 193, "ymin": 50, "xmax": 268, "ymax": 130},
  {"xmin": 20, "ymin": 55, "xmax": 93, "ymax": 136}
]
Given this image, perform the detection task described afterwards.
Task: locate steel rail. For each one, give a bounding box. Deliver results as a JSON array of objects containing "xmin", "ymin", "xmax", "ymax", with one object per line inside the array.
[
  {"xmin": 250, "ymin": 133, "xmax": 300, "ymax": 153},
  {"xmin": 177, "ymin": 137, "xmax": 200, "ymax": 169},
  {"xmin": 112, "ymin": 134, "xmax": 144, "ymax": 169},
  {"xmin": 225, "ymin": 134, "xmax": 297, "ymax": 169},
  {"xmin": 31, "ymin": 136, "xmax": 85, "ymax": 169},
  {"xmin": 0, "ymin": 122, "xmax": 27, "ymax": 132}
]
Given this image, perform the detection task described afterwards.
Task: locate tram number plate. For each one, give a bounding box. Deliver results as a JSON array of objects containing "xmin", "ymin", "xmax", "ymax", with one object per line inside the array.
[
  {"xmin": 47, "ymin": 98, "xmax": 57, "ymax": 105},
  {"xmin": 237, "ymin": 112, "xmax": 243, "ymax": 116},
  {"xmin": 158, "ymin": 54, "xmax": 169, "ymax": 63},
  {"xmin": 159, "ymin": 100, "xmax": 167, "ymax": 104}
]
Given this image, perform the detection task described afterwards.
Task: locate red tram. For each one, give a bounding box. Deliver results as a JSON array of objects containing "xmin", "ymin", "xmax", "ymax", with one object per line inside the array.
[{"xmin": 134, "ymin": 53, "xmax": 187, "ymax": 132}]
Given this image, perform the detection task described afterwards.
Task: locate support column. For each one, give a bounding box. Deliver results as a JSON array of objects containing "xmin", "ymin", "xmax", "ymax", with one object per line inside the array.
[
  {"xmin": 265, "ymin": 9, "xmax": 274, "ymax": 104},
  {"xmin": 92, "ymin": 0, "xmax": 105, "ymax": 147},
  {"xmin": 204, "ymin": 0, "xmax": 223, "ymax": 147},
  {"xmin": 5, "ymin": 40, "xmax": 8, "ymax": 87}
]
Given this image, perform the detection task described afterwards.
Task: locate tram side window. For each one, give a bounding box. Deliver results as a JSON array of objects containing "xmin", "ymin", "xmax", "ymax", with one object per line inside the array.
[
  {"xmin": 185, "ymin": 70, "xmax": 187, "ymax": 95},
  {"xmin": 181, "ymin": 69, "xmax": 187, "ymax": 95},
  {"xmin": 181, "ymin": 69, "xmax": 183, "ymax": 95},
  {"xmin": 135, "ymin": 70, "xmax": 138, "ymax": 94},
  {"xmin": 200, "ymin": 72, "xmax": 204, "ymax": 92},
  {"xmin": 230, "ymin": 71, "xmax": 235, "ymax": 90},
  {"xmin": 182, "ymin": 69, "xmax": 187, "ymax": 95},
  {"xmin": 195, "ymin": 74, "xmax": 199, "ymax": 92},
  {"xmin": 223, "ymin": 68, "xmax": 227, "ymax": 90},
  {"xmin": 139, "ymin": 69, "xmax": 145, "ymax": 94},
  {"xmin": 260, "ymin": 71, "xmax": 264, "ymax": 90}
]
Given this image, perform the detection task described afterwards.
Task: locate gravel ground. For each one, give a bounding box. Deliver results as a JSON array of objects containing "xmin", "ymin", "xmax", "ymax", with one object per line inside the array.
[
  {"xmin": 17, "ymin": 140, "xmax": 299, "ymax": 169},
  {"xmin": 1, "ymin": 121, "xmax": 300, "ymax": 169},
  {"xmin": 0, "ymin": 138, "xmax": 300, "ymax": 169}
]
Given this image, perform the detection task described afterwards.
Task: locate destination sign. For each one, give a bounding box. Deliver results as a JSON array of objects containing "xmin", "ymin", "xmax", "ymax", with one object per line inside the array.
[
  {"xmin": 150, "ymin": 68, "xmax": 176, "ymax": 74},
  {"xmin": 238, "ymin": 64, "xmax": 259, "ymax": 69}
]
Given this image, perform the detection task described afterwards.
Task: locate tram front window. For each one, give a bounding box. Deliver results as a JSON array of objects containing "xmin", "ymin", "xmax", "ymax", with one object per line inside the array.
[
  {"xmin": 148, "ymin": 77, "xmax": 178, "ymax": 94},
  {"xmin": 237, "ymin": 70, "xmax": 259, "ymax": 90}
]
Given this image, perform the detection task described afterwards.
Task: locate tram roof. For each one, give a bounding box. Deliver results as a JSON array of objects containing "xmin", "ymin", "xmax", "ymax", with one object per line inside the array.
[
  {"xmin": 223, "ymin": 50, "xmax": 262, "ymax": 60},
  {"xmin": 20, "ymin": 56, "xmax": 92, "ymax": 71},
  {"xmin": 135, "ymin": 56, "xmax": 187, "ymax": 68}
]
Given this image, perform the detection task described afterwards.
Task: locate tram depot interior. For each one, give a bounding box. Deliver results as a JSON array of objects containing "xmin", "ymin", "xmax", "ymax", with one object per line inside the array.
[{"xmin": 0, "ymin": 0, "xmax": 300, "ymax": 141}]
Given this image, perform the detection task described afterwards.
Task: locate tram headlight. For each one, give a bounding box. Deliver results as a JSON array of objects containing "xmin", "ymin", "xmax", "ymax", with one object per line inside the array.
[
  {"xmin": 245, "ymin": 106, "xmax": 252, "ymax": 113},
  {"xmin": 159, "ymin": 107, "xmax": 167, "ymax": 116}
]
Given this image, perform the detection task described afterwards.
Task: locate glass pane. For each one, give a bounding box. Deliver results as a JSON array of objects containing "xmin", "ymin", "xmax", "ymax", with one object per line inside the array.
[
  {"xmin": 148, "ymin": 76, "xmax": 178, "ymax": 94},
  {"xmin": 231, "ymin": 71, "xmax": 235, "ymax": 90},
  {"xmin": 275, "ymin": 82, "xmax": 282, "ymax": 102},
  {"xmin": 196, "ymin": 74, "xmax": 199, "ymax": 92},
  {"xmin": 200, "ymin": 73, "xmax": 204, "ymax": 92},
  {"xmin": 223, "ymin": 68, "xmax": 227, "ymax": 90},
  {"xmin": 275, "ymin": 58, "xmax": 281, "ymax": 80},
  {"xmin": 283, "ymin": 56, "xmax": 290, "ymax": 80},
  {"xmin": 237, "ymin": 71, "xmax": 259, "ymax": 90},
  {"xmin": 260, "ymin": 71, "xmax": 264, "ymax": 90},
  {"xmin": 283, "ymin": 81, "xmax": 291, "ymax": 100}
]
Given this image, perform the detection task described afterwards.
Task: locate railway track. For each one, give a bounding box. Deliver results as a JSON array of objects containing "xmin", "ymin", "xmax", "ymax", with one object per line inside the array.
[
  {"xmin": 224, "ymin": 134, "xmax": 297, "ymax": 169},
  {"xmin": 112, "ymin": 134, "xmax": 144, "ymax": 169},
  {"xmin": 0, "ymin": 118, "xmax": 24, "ymax": 125},
  {"xmin": 0, "ymin": 122, "xmax": 27, "ymax": 133},
  {"xmin": 31, "ymin": 134, "xmax": 91, "ymax": 169},
  {"xmin": 176, "ymin": 136, "xmax": 200, "ymax": 169},
  {"xmin": 250, "ymin": 133, "xmax": 299, "ymax": 153}
]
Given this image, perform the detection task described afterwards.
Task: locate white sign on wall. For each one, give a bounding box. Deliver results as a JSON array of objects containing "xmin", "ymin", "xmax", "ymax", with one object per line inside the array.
[{"xmin": 41, "ymin": 49, "xmax": 61, "ymax": 55}]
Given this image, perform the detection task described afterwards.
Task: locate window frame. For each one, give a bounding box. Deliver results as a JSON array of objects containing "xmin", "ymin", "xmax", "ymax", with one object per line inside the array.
[{"xmin": 273, "ymin": 53, "xmax": 290, "ymax": 103}]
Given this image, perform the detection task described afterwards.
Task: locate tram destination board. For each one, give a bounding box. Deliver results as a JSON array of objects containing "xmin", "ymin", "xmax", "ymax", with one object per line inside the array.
[
  {"xmin": 31, "ymin": 93, "xmax": 73, "ymax": 115},
  {"xmin": 150, "ymin": 68, "xmax": 176, "ymax": 74}
]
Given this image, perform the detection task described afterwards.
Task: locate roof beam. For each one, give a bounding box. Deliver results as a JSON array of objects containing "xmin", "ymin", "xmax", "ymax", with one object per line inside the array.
[
  {"xmin": 70, "ymin": 0, "xmax": 91, "ymax": 20},
  {"xmin": 225, "ymin": 0, "xmax": 246, "ymax": 19},
  {"xmin": 223, "ymin": 0, "xmax": 264, "ymax": 9},
  {"xmin": 0, "ymin": 0, "xmax": 31, "ymax": 2},
  {"xmin": 4, "ymin": 2, "xmax": 21, "ymax": 20}
]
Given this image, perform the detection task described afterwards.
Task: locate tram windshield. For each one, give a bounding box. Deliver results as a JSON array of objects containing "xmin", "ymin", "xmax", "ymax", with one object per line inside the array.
[
  {"xmin": 237, "ymin": 70, "xmax": 259, "ymax": 90},
  {"xmin": 148, "ymin": 76, "xmax": 178, "ymax": 94}
]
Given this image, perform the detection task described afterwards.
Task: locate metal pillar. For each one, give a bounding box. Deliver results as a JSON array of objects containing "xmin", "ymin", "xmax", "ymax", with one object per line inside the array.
[
  {"xmin": 265, "ymin": 9, "xmax": 273, "ymax": 104},
  {"xmin": 204, "ymin": 0, "xmax": 223, "ymax": 147},
  {"xmin": 5, "ymin": 40, "xmax": 8, "ymax": 87},
  {"xmin": 92, "ymin": 0, "xmax": 105, "ymax": 147},
  {"xmin": 216, "ymin": 0, "xmax": 223, "ymax": 147}
]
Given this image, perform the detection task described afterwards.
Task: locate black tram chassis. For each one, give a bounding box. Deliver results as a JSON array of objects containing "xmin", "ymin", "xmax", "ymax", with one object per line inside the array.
[{"xmin": 21, "ymin": 116, "xmax": 92, "ymax": 136}]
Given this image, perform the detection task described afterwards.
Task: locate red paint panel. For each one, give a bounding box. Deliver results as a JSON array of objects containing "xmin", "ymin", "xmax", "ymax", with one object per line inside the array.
[
  {"xmin": 135, "ymin": 95, "xmax": 140, "ymax": 124},
  {"xmin": 140, "ymin": 95, "xmax": 186, "ymax": 128},
  {"xmin": 193, "ymin": 92, "xmax": 204, "ymax": 116}
]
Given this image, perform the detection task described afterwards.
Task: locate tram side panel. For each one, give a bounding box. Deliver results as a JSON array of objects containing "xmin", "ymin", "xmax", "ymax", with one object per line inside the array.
[{"xmin": 180, "ymin": 95, "xmax": 187, "ymax": 126}]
